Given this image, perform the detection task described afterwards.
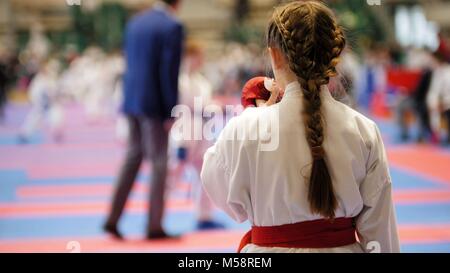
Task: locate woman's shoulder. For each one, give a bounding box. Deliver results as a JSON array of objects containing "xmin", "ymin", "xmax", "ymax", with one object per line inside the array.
[
  {"xmin": 327, "ymin": 98, "xmax": 380, "ymax": 141},
  {"xmin": 218, "ymin": 105, "xmax": 279, "ymax": 143}
]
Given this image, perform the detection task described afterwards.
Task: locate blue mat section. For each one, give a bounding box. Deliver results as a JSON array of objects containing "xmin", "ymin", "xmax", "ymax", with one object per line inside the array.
[
  {"xmin": 390, "ymin": 167, "xmax": 447, "ymax": 190},
  {"xmin": 0, "ymin": 170, "xmax": 28, "ymax": 201},
  {"xmin": 0, "ymin": 211, "xmax": 248, "ymax": 240},
  {"xmin": 0, "ymin": 134, "xmax": 43, "ymax": 146},
  {"xmin": 402, "ymin": 243, "xmax": 450, "ymax": 253},
  {"xmin": 395, "ymin": 203, "xmax": 450, "ymax": 224}
]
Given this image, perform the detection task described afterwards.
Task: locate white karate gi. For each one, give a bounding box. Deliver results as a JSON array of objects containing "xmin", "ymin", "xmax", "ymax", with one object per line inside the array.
[
  {"xmin": 201, "ymin": 81, "xmax": 400, "ymax": 253},
  {"xmin": 21, "ymin": 66, "xmax": 62, "ymax": 139}
]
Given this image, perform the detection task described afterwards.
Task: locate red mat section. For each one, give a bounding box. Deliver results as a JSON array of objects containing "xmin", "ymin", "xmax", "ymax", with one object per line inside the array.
[{"xmin": 388, "ymin": 145, "xmax": 450, "ymax": 184}]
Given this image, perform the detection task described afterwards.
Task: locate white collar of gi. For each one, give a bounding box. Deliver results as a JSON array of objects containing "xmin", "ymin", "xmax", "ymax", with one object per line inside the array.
[
  {"xmin": 282, "ymin": 81, "xmax": 302, "ymax": 99},
  {"xmin": 282, "ymin": 80, "xmax": 333, "ymax": 101}
]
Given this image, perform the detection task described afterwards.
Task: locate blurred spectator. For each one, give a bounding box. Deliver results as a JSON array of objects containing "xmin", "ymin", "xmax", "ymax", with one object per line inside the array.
[
  {"xmin": 357, "ymin": 44, "xmax": 389, "ymax": 110},
  {"xmin": 0, "ymin": 51, "xmax": 8, "ymax": 120},
  {"xmin": 205, "ymin": 43, "xmax": 266, "ymax": 98},
  {"xmin": 395, "ymin": 49, "xmax": 438, "ymax": 142},
  {"xmin": 413, "ymin": 67, "xmax": 435, "ymax": 142},
  {"xmin": 25, "ymin": 23, "xmax": 50, "ymax": 64},
  {"xmin": 0, "ymin": 48, "xmax": 20, "ymax": 120},
  {"xmin": 332, "ymin": 48, "xmax": 361, "ymax": 107},
  {"xmin": 234, "ymin": 0, "xmax": 250, "ymax": 23}
]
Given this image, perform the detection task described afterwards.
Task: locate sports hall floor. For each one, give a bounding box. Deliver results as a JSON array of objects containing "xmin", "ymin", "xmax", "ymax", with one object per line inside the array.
[{"xmin": 0, "ymin": 103, "xmax": 449, "ymax": 252}]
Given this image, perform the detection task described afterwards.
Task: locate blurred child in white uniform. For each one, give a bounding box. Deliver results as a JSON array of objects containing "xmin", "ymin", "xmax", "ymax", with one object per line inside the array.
[
  {"xmin": 169, "ymin": 40, "xmax": 224, "ymax": 230},
  {"xmin": 19, "ymin": 58, "xmax": 64, "ymax": 143}
]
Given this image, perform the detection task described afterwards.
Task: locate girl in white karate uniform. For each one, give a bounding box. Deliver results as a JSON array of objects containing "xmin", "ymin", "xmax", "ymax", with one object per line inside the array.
[{"xmin": 201, "ymin": 1, "xmax": 400, "ymax": 253}]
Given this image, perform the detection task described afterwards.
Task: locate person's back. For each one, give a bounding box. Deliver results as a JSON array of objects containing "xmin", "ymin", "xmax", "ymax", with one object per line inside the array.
[
  {"xmin": 201, "ymin": 1, "xmax": 400, "ymax": 253},
  {"xmin": 123, "ymin": 3, "xmax": 183, "ymax": 118},
  {"xmin": 205, "ymin": 84, "xmax": 397, "ymax": 252}
]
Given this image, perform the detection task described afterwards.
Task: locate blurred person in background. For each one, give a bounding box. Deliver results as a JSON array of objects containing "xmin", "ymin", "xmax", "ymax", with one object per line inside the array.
[
  {"xmin": 58, "ymin": 47, "xmax": 102, "ymax": 105},
  {"xmin": 205, "ymin": 43, "xmax": 267, "ymax": 100},
  {"xmin": 330, "ymin": 48, "xmax": 361, "ymax": 107},
  {"xmin": 104, "ymin": 0, "xmax": 184, "ymax": 240},
  {"xmin": 15, "ymin": 22, "xmax": 51, "ymax": 92},
  {"xmin": 108, "ymin": 51, "xmax": 128, "ymax": 143},
  {"xmin": 396, "ymin": 48, "xmax": 436, "ymax": 143},
  {"xmin": 57, "ymin": 47, "xmax": 125, "ymax": 123},
  {"xmin": 18, "ymin": 58, "xmax": 64, "ymax": 143},
  {"xmin": 25, "ymin": 23, "xmax": 50, "ymax": 65},
  {"xmin": 169, "ymin": 40, "xmax": 224, "ymax": 230},
  {"xmin": 0, "ymin": 49, "xmax": 8, "ymax": 121},
  {"xmin": 85, "ymin": 50, "xmax": 125, "ymax": 122},
  {"xmin": 427, "ymin": 51, "xmax": 450, "ymax": 145},
  {"xmin": 357, "ymin": 44, "xmax": 390, "ymax": 110},
  {"xmin": 79, "ymin": 48, "xmax": 108, "ymax": 121},
  {"xmin": 0, "ymin": 48, "xmax": 19, "ymax": 122}
]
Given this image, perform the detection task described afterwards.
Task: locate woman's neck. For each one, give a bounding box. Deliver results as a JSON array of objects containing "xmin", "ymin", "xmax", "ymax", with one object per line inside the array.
[{"xmin": 277, "ymin": 71, "xmax": 298, "ymax": 91}]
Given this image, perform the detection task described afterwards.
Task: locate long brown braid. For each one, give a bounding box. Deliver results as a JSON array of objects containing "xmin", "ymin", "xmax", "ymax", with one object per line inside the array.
[{"xmin": 267, "ymin": 1, "xmax": 346, "ymax": 219}]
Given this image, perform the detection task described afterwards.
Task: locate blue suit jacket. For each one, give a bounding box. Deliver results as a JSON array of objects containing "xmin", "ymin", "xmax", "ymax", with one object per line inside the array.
[{"xmin": 122, "ymin": 8, "xmax": 184, "ymax": 119}]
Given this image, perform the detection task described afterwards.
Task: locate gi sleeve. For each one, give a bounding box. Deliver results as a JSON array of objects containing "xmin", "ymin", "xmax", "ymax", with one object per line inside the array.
[
  {"xmin": 356, "ymin": 123, "xmax": 401, "ymax": 253},
  {"xmin": 200, "ymin": 118, "xmax": 250, "ymax": 223}
]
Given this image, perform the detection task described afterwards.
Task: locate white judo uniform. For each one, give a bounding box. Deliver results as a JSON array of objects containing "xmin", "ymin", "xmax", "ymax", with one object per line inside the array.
[{"xmin": 201, "ymin": 81, "xmax": 400, "ymax": 253}]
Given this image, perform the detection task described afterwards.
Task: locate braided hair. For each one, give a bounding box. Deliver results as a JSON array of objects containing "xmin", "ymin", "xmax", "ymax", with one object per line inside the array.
[{"xmin": 267, "ymin": 0, "xmax": 346, "ymax": 219}]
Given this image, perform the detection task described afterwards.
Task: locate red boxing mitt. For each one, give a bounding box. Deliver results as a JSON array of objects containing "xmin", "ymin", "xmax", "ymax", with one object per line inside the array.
[{"xmin": 241, "ymin": 77, "xmax": 280, "ymax": 108}]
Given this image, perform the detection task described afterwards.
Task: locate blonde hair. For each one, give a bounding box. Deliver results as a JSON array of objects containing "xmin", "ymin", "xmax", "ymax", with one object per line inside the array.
[{"xmin": 184, "ymin": 39, "xmax": 203, "ymax": 57}]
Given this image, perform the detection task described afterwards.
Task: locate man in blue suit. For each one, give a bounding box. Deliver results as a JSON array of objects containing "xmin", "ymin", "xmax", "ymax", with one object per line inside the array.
[{"xmin": 104, "ymin": 0, "xmax": 184, "ymax": 240}]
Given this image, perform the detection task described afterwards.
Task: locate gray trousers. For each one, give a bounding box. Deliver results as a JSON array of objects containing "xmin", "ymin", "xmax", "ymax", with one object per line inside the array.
[{"xmin": 106, "ymin": 115, "xmax": 168, "ymax": 232}]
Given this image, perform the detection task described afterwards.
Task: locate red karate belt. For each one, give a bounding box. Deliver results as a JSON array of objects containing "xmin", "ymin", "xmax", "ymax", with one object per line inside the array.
[
  {"xmin": 241, "ymin": 76, "xmax": 281, "ymax": 108},
  {"xmin": 238, "ymin": 217, "xmax": 357, "ymax": 252}
]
